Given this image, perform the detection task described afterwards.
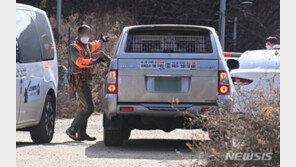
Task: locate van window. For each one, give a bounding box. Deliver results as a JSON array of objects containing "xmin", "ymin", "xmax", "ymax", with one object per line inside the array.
[
  {"xmin": 125, "ymin": 28, "xmax": 213, "ymax": 53},
  {"xmin": 33, "ymin": 11, "xmax": 55, "ymax": 60},
  {"xmin": 16, "ymin": 9, "xmax": 42, "ymax": 63}
]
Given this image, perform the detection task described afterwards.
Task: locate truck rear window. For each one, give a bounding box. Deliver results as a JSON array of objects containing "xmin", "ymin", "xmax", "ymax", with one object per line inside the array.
[{"xmin": 125, "ymin": 29, "xmax": 213, "ymax": 53}]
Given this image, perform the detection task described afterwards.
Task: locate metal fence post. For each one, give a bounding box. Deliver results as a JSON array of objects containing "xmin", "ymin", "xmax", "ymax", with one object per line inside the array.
[
  {"xmin": 233, "ymin": 16, "xmax": 237, "ymax": 50},
  {"xmin": 57, "ymin": 0, "xmax": 62, "ymax": 34},
  {"xmin": 219, "ymin": 0, "xmax": 226, "ymax": 51}
]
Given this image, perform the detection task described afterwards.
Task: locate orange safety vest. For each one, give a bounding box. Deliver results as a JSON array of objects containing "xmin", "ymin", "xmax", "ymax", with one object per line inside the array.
[
  {"xmin": 72, "ymin": 40, "xmax": 101, "ymax": 69},
  {"xmin": 73, "ymin": 40, "xmax": 101, "ymax": 56},
  {"xmin": 72, "ymin": 41, "xmax": 101, "ymax": 78}
]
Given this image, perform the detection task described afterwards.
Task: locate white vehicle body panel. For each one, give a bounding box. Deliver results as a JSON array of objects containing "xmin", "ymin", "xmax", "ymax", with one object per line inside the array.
[
  {"xmin": 231, "ymin": 68, "xmax": 280, "ymax": 91},
  {"xmin": 16, "ymin": 4, "xmax": 58, "ymax": 129},
  {"xmin": 230, "ymin": 50, "xmax": 280, "ymax": 112},
  {"xmin": 17, "ymin": 62, "xmax": 45, "ymax": 125}
]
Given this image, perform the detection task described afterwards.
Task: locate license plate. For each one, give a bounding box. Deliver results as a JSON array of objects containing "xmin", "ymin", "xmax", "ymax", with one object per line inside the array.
[
  {"xmin": 154, "ymin": 77, "xmax": 181, "ymax": 92},
  {"xmin": 140, "ymin": 60, "xmax": 197, "ymax": 70}
]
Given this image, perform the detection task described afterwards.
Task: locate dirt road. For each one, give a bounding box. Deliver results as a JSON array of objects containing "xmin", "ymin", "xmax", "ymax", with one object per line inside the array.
[{"xmin": 16, "ymin": 114, "xmax": 209, "ymax": 167}]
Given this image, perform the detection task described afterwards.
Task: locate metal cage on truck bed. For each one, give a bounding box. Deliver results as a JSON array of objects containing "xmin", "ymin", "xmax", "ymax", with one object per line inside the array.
[{"xmin": 125, "ymin": 29, "xmax": 213, "ymax": 53}]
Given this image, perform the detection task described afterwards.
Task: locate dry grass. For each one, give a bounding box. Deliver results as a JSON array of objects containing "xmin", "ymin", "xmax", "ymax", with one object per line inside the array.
[{"xmin": 186, "ymin": 76, "xmax": 280, "ymax": 166}]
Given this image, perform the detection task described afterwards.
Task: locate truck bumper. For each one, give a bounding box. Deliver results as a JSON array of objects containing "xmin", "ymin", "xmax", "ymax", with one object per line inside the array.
[{"xmin": 103, "ymin": 93, "xmax": 233, "ymax": 118}]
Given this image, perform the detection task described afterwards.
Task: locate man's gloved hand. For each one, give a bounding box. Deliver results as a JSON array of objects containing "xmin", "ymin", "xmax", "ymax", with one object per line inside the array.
[
  {"xmin": 100, "ymin": 34, "xmax": 110, "ymax": 42},
  {"xmin": 93, "ymin": 58, "xmax": 103, "ymax": 65},
  {"xmin": 93, "ymin": 55, "xmax": 112, "ymax": 67},
  {"xmin": 103, "ymin": 55, "xmax": 112, "ymax": 67}
]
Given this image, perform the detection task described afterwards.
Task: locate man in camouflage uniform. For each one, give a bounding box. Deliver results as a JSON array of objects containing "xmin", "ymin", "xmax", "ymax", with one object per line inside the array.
[{"xmin": 66, "ymin": 25, "xmax": 110, "ymax": 141}]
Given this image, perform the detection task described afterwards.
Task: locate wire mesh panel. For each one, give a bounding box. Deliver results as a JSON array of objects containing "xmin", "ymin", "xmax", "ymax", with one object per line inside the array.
[{"xmin": 126, "ymin": 29, "xmax": 212, "ymax": 53}]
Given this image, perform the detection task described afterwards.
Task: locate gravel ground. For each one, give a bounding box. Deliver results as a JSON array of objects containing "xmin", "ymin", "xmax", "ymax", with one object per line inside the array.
[{"xmin": 16, "ymin": 114, "xmax": 209, "ymax": 167}]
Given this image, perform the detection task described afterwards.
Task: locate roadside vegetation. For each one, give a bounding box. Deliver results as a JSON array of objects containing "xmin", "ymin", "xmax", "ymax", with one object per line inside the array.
[{"xmin": 186, "ymin": 78, "xmax": 280, "ymax": 166}]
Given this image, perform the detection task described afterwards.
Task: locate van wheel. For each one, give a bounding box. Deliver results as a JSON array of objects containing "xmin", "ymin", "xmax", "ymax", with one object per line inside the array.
[
  {"xmin": 103, "ymin": 129, "xmax": 123, "ymax": 146},
  {"xmin": 30, "ymin": 95, "xmax": 55, "ymax": 143}
]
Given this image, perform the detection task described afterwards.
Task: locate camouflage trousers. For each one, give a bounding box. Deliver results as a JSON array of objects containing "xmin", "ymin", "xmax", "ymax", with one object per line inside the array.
[{"xmin": 70, "ymin": 79, "xmax": 94, "ymax": 134}]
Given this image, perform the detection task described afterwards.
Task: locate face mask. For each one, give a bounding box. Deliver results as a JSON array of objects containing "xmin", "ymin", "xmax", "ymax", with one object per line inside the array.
[
  {"xmin": 44, "ymin": 44, "xmax": 49, "ymax": 50},
  {"xmin": 266, "ymin": 43, "xmax": 271, "ymax": 50},
  {"xmin": 80, "ymin": 36, "xmax": 90, "ymax": 44}
]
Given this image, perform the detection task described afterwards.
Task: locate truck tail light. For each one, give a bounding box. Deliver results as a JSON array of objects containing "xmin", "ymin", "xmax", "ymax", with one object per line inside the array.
[
  {"xmin": 107, "ymin": 69, "xmax": 117, "ymax": 94},
  {"xmin": 224, "ymin": 52, "xmax": 232, "ymax": 57},
  {"xmin": 120, "ymin": 107, "xmax": 133, "ymax": 112},
  {"xmin": 231, "ymin": 77, "xmax": 253, "ymax": 85},
  {"xmin": 201, "ymin": 107, "xmax": 215, "ymax": 112},
  {"xmin": 218, "ymin": 71, "xmax": 230, "ymax": 95}
]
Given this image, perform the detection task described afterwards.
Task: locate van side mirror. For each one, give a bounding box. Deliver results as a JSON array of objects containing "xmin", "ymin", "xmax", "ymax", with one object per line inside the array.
[{"xmin": 227, "ymin": 59, "xmax": 239, "ymax": 71}]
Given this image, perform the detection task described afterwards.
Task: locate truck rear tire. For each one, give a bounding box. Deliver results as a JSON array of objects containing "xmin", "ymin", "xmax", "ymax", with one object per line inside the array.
[
  {"xmin": 122, "ymin": 128, "xmax": 131, "ymax": 140},
  {"xmin": 30, "ymin": 95, "xmax": 56, "ymax": 143},
  {"xmin": 103, "ymin": 129, "xmax": 123, "ymax": 146},
  {"xmin": 103, "ymin": 113, "xmax": 125, "ymax": 146}
]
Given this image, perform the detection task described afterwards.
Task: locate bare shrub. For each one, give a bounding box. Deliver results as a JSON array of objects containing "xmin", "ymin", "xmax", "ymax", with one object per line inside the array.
[{"xmin": 187, "ymin": 75, "xmax": 280, "ymax": 167}]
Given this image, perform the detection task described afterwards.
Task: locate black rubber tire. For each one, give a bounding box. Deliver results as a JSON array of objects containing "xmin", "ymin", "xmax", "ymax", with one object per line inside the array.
[
  {"xmin": 122, "ymin": 128, "xmax": 131, "ymax": 140},
  {"xmin": 103, "ymin": 129, "xmax": 123, "ymax": 146},
  {"xmin": 30, "ymin": 95, "xmax": 56, "ymax": 143}
]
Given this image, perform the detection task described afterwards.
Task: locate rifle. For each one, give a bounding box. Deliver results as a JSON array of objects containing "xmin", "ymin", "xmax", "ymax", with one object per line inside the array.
[{"xmin": 67, "ymin": 27, "xmax": 77, "ymax": 101}]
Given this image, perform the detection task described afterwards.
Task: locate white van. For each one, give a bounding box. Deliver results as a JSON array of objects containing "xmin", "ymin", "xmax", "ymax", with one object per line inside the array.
[{"xmin": 16, "ymin": 3, "xmax": 58, "ymax": 143}]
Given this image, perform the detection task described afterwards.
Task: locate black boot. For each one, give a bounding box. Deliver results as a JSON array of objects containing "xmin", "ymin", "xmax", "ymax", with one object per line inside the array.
[
  {"xmin": 65, "ymin": 127, "xmax": 80, "ymax": 141},
  {"xmin": 78, "ymin": 133, "xmax": 96, "ymax": 141},
  {"xmin": 77, "ymin": 115, "xmax": 96, "ymax": 141}
]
